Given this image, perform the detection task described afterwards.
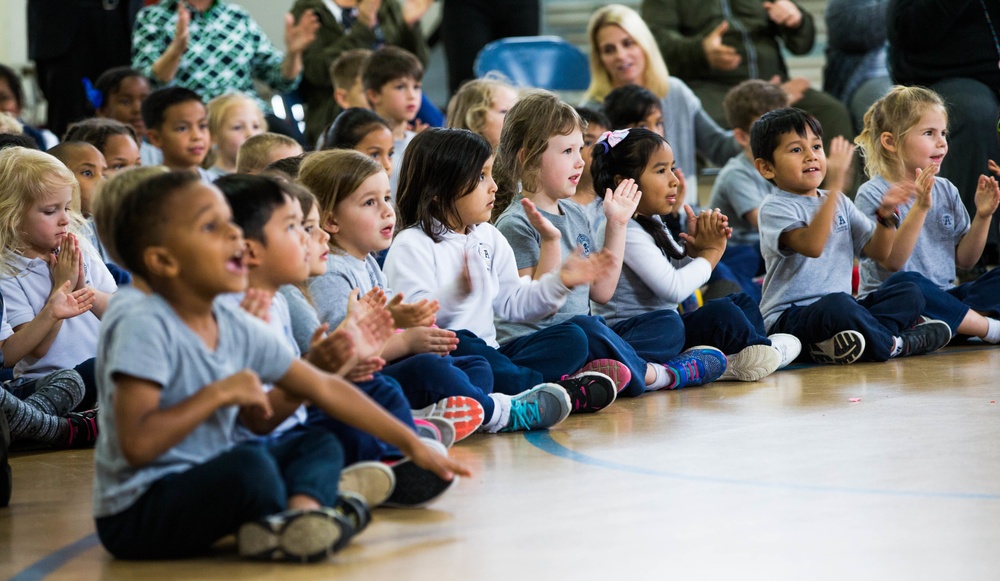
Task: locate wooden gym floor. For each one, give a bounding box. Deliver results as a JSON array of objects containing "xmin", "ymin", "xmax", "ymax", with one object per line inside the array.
[{"xmin": 2, "ymin": 344, "xmax": 1000, "ymax": 581}]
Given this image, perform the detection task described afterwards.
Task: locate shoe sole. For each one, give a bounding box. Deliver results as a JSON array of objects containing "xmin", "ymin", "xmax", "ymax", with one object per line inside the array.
[
  {"xmin": 339, "ymin": 461, "xmax": 396, "ymax": 508},
  {"xmin": 413, "ymin": 396, "xmax": 485, "ymax": 443},
  {"xmin": 238, "ymin": 510, "xmax": 349, "ymax": 563},
  {"xmin": 578, "ymin": 359, "xmax": 632, "ymax": 393},
  {"xmin": 383, "ymin": 439, "xmax": 454, "ymax": 508},
  {"xmin": 809, "ymin": 331, "xmax": 866, "ymax": 365},
  {"xmin": 718, "ymin": 344, "xmax": 782, "ymax": 381}
]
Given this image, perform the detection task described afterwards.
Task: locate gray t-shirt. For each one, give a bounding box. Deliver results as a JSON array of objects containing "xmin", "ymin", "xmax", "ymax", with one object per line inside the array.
[
  {"xmin": 494, "ymin": 197, "xmax": 596, "ymax": 343},
  {"xmin": 278, "ymin": 284, "xmax": 321, "ymax": 355},
  {"xmin": 93, "ymin": 292, "xmax": 296, "ymax": 518},
  {"xmin": 855, "ymin": 175, "xmax": 970, "ymax": 296},
  {"xmin": 709, "ymin": 153, "xmax": 783, "ymax": 245},
  {"xmin": 758, "ymin": 190, "xmax": 875, "ymax": 330},
  {"xmin": 308, "ymin": 251, "xmax": 389, "ymax": 329}
]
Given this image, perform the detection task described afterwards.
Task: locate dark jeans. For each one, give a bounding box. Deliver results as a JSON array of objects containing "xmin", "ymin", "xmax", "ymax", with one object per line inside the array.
[
  {"xmin": 681, "ymin": 293, "xmax": 772, "ymax": 353},
  {"xmin": 609, "ymin": 309, "xmax": 686, "ymax": 398},
  {"xmin": 385, "ymin": 353, "xmax": 495, "ymax": 423},
  {"xmin": 96, "ymin": 428, "xmax": 343, "ymax": 560}
]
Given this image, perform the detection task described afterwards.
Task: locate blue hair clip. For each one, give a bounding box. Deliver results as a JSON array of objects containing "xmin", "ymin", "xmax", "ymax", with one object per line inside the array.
[{"xmin": 83, "ymin": 78, "xmax": 102, "ymax": 110}]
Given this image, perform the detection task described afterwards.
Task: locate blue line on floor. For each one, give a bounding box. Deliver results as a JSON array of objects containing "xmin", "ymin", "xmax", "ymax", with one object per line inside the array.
[
  {"xmin": 10, "ymin": 533, "xmax": 99, "ymax": 581},
  {"xmin": 525, "ymin": 431, "xmax": 1000, "ymax": 501}
]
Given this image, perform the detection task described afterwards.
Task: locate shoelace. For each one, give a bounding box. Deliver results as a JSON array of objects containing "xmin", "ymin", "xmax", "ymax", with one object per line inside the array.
[
  {"xmin": 506, "ymin": 399, "xmax": 542, "ymax": 431},
  {"xmin": 679, "ymin": 358, "xmax": 702, "ymax": 382},
  {"xmin": 559, "ymin": 376, "xmax": 589, "ymax": 411}
]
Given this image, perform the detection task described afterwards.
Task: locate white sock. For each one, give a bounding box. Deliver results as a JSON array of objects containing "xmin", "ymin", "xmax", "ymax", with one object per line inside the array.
[
  {"xmin": 889, "ymin": 336, "xmax": 903, "ymax": 358},
  {"xmin": 482, "ymin": 393, "xmax": 512, "ymax": 433},
  {"xmin": 984, "ymin": 317, "xmax": 1000, "ymax": 344},
  {"xmin": 646, "ymin": 363, "xmax": 675, "ymax": 391}
]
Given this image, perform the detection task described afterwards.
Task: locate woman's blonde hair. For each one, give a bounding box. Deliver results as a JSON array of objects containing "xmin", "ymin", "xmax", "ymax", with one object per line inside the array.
[
  {"xmin": 493, "ymin": 90, "xmax": 582, "ymax": 221},
  {"xmin": 855, "ymin": 85, "xmax": 947, "ymax": 181},
  {"xmin": 0, "ymin": 147, "xmax": 85, "ymax": 275},
  {"xmin": 93, "ymin": 165, "xmax": 169, "ymax": 267},
  {"xmin": 583, "ymin": 4, "xmax": 670, "ymax": 104},
  {"xmin": 203, "ymin": 92, "xmax": 265, "ymax": 169},
  {"xmin": 446, "ymin": 73, "xmax": 516, "ymax": 138},
  {"xmin": 296, "ymin": 149, "xmax": 383, "ymax": 248}
]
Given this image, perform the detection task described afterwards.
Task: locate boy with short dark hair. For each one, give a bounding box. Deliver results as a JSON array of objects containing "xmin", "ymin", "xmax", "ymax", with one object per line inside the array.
[
  {"xmin": 752, "ymin": 107, "xmax": 951, "ymax": 364},
  {"xmin": 140, "ymin": 87, "xmax": 213, "ymax": 182},
  {"xmin": 91, "ymin": 171, "xmax": 468, "ymax": 562},
  {"xmin": 362, "ymin": 46, "xmax": 423, "ymax": 196}
]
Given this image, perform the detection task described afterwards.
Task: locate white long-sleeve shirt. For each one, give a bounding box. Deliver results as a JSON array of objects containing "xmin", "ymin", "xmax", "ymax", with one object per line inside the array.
[{"xmin": 383, "ymin": 222, "xmax": 570, "ymax": 348}]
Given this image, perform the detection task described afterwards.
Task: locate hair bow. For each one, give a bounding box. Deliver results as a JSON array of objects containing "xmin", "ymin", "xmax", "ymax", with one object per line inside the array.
[
  {"xmin": 82, "ymin": 78, "xmax": 102, "ymax": 110},
  {"xmin": 598, "ymin": 129, "xmax": 630, "ymax": 153}
]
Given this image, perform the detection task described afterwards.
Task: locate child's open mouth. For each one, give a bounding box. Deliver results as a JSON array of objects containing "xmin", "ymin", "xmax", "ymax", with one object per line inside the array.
[{"xmin": 226, "ymin": 250, "xmax": 247, "ymax": 274}]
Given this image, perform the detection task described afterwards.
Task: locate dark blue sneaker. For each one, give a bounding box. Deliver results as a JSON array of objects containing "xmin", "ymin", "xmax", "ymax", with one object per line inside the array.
[{"xmin": 659, "ymin": 346, "xmax": 727, "ymax": 389}]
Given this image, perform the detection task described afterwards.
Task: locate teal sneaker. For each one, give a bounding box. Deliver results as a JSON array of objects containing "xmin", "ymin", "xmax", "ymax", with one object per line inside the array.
[{"xmin": 499, "ymin": 383, "xmax": 571, "ymax": 432}]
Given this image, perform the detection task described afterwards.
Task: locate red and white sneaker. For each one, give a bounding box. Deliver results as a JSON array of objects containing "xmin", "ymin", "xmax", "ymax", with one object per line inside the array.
[{"xmin": 412, "ymin": 396, "xmax": 485, "ymax": 443}]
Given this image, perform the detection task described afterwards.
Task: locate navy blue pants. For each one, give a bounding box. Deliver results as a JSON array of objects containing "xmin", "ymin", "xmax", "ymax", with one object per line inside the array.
[
  {"xmin": 878, "ymin": 271, "xmax": 971, "ymax": 334},
  {"xmin": 568, "ymin": 314, "xmax": 654, "ymax": 398},
  {"xmin": 305, "ymin": 371, "xmax": 414, "ymax": 464},
  {"xmin": 383, "ymin": 353, "xmax": 496, "ymax": 425},
  {"xmin": 718, "ymin": 243, "xmax": 765, "ymax": 303},
  {"xmin": 770, "ymin": 283, "xmax": 925, "ymax": 361},
  {"xmin": 681, "ymin": 293, "xmax": 772, "ymax": 353},
  {"xmin": 950, "ymin": 266, "xmax": 1000, "ymax": 316},
  {"xmin": 96, "ymin": 428, "xmax": 343, "ymax": 560},
  {"xmin": 453, "ymin": 322, "xmax": 589, "ymax": 396},
  {"xmin": 607, "ymin": 310, "xmax": 686, "ymax": 398}
]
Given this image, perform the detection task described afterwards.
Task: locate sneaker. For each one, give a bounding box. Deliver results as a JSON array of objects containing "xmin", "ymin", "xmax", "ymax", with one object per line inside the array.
[
  {"xmin": 899, "ymin": 319, "xmax": 951, "ymax": 357},
  {"xmin": 237, "ymin": 508, "xmax": 352, "ymax": 562},
  {"xmin": 718, "ymin": 344, "xmax": 782, "ymax": 382},
  {"xmin": 556, "ymin": 372, "xmax": 617, "ymax": 413},
  {"xmin": 412, "ymin": 396, "xmax": 485, "ymax": 443},
  {"xmin": 339, "ymin": 461, "xmax": 396, "ymax": 508},
  {"xmin": 414, "ymin": 418, "xmax": 454, "ymax": 448},
  {"xmin": 658, "ymin": 346, "xmax": 727, "ymax": 389},
  {"xmin": 498, "ymin": 383, "xmax": 572, "ymax": 432},
  {"xmin": 383, "ymin": 438, "xmax": 455, "ymax": 508},
  {"xmin": 60, "ymin": 409, "xmax": 98, "ymax": 449},
  {"xmin": 808, "ymin": 330, "xmax": 866, "ymax": 364},
  {"xmin": 332, "ymin": 491, "xmax": 371, "ymax": 542},
  {"xmin": 768, "ymin": 333, "xmax": 802, "ymax": 369},
  {"xmin": 575, "ymin": 358, "xmax": 632, "ymax": 393}
]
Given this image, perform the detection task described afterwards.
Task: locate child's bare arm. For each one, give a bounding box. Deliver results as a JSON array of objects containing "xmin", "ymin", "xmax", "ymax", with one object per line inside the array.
[
  {"xmin": 865, "ymin": 185, "xmax": 911, "ymax": 265},
  {"xmin": 878, "ymin": 178, "xmax": 927, "ymax": 271},
  {"xmin": 518, "ymin": 198, "xmax": 562, "ymax": 280},
  {"xmin": 956, "ymin": 174, "xmax": 1000, "ymax": 268},
  {"xmin": 239, "ymin": 387, "xmax": 306, "ymax": 435},
  {"xmin": 4, "ymin": 282, "xmax": 94, "ymax": 364},
  {"xmin": 592, "ymin": 178, "xmax": 640, "ymax": 303},
  {"xmin": 780, "ymin": 190, "xmax": 842, "ymax": 257},
  {"xmin": 115, "ymin": 369, "xmax": 272, "ymax": 467},
  {"xmin": 89, "ymin": 289, "xmax": 114, "ymax": 319},
  {"xmin": 277, "ymin": 360, "xmax": 472, "ymax": 481}
]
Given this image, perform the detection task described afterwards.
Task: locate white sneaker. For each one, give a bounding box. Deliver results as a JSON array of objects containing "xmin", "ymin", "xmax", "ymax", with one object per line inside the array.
[
  {"xmin": 339, "ymin": 461, "xmax": 396, "ymax": 508},
  {"xmin": 768, "ymin": 333, "xmax": 802, "ymax": 369},
  {"xmin": 718, "ymin": 344, "xmax": 782, "ymax": 381}
]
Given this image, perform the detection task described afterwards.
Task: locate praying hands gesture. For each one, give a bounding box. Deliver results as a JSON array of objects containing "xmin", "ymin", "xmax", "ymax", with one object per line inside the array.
[{"xmin": 49, "ymin": 233, "xmax": 85, "ymax": 292}]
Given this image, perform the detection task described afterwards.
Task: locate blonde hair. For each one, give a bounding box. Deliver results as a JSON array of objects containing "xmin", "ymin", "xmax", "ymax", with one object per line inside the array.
[
  {"xmin": 296, "ymin": 149, "xmax": 383, "ymax": 248},
  {"xmin": 493, "ymin": 90, "xmax": 582, "ymax": 221},
  {"xmin": 583, "ymin": 4, "xmax": 670, "ymax": 104},
  {"xmin": 93, "ymin": 166, "xmax": 168, "ymax": 266},
  {"xmin": 446, "ymin": 74, "xmax": 516, "ymax": 137},
  {"xmin": 0, "ymin": 147, "xmax": 85, "ymax": 275},
  {"xmin": 236, "ymin": 132, "xmax": 302, "ymax": 174},
  {"xmin": 203, "ymin": 93, "xmax": 265, "ymax": 169},
  {"xmin": 855, "ymin": 85, "xmax": 947, "ymax": 182},
  {"xmin": 0, "ymin": 112, "xmax": 24, "ymax": 134}
]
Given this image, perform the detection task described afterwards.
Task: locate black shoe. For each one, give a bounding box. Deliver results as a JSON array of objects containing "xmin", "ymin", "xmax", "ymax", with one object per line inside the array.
[
  {"xmin": 899, "ymin": 319, "xmax": 952, "ymax": 357},
  {"xmin": 555, "ymin": 372, "xmax": 617, "ymax": 413},
  {"xmin": 383, "ymin": 438, "xmax": 454, "ymax": 508},
  {"xmin": 61, "ymin": 409, "xmax": 98, "ymax": 449}
]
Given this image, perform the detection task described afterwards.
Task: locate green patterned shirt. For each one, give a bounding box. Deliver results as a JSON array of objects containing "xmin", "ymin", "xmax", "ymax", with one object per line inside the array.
[{"xmin": 132, "ymin": 0, "xmax": 299, "ymax": 113}]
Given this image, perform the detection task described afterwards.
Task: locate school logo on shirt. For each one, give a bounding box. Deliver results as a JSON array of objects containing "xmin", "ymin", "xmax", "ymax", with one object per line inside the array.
[
  {"xmin": 477, "ymin": 242, "xmax": 493, "ymax": 272},
  {"xmin": 834, "ymin": 213, "xmax": 849, "ymax": 233},
  {"xmin": 576, "ymin": 234, "xmax": 594, "ymax": 255},
  {"xmin": 941, "ymin": 214, "xmax": 954, "ymax": 230}
]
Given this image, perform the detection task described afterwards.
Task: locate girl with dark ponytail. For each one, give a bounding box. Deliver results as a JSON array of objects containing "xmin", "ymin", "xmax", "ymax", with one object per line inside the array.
[{"xmin": 590, "ymin": 128, "xmax": 801, "ymax": 382}]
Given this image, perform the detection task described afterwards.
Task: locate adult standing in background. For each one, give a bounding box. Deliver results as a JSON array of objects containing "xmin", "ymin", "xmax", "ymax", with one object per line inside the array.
[
  {"xmin": 888, "ymin": 0, "xmax": 1000, "ymax": 267},
  {"xmin": 441, "ymin": 0, "xmax": 540, "ymax": 95},
  {"xmin": 823, "ymin": 0, "xmax": 892, "ymax": 134},
  {"xmin": 131, "ymin": 0, "xmax": 319, "ymax": 138},
  {"xmin": 27, "ymin": 0, "xmax": 144, "ymax": 138},
  {"xmin": 291, "ymin": 0, "xmax": 431, "ymax": 146},
  {"xmin": 641, "ymin": 0, "xmax": 854, "ymax": 150}
]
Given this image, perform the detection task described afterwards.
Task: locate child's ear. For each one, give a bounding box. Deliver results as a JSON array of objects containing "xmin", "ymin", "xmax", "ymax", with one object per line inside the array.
[
  {"xmin": 365, "ymin": 88, "xmax": 379, "ymax": 109},
  {"xmin": 243, "ymin": 239, "xmax": 263, "ymax": 267},
  {"xmin": 146, "ymin": 128, "xmax": 162, "ymax": 149},
  {"xmin": 879, "ymin": 131, "xmax": 897, "ymax": 153},
  {"xmin": 613, "ymin": 174, "xmax": 625, "ymax": 187},
  {"xmin": 733, "ymin": 128, "xmax": 751, "ymax": 149},
  {"xmin": 322, "ymin": 210, "xmax": 339, "ymax": 235},
  {"xmin": 334, "ymin": 88, "xmax": 350, "ymax": 110},
  {"xmin": 754, "ymin": 158, "xmax": 775, "ymax": 180},
  {"xmin": 143, "ymin": 245, "xmax": 178, "ymax": 279}
]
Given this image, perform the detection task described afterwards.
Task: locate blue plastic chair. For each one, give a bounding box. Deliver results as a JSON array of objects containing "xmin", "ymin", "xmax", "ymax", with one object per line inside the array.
[{"xmin": 473, "ymin": 36, "xmax": 590, "ymax": 91}]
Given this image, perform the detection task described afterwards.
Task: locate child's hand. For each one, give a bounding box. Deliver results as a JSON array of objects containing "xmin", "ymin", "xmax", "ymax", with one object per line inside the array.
[
  {"xmin": 878, "ymin": 182, "xmax": 914, "ymax": 216},
  {"xmin": 49, "ymin": 233, "xmax": 83, "ymax": 292},
  {"xmin": 404, "ymin": 438, "xmax": 473, "ymax": 481},
  {"xmin": 408, "ymin": 118, "xmax": 430, "ymax": 134},
  {"xmin": 603, "ymin": 178, "xmax": 641, "ymax": 226},
  {"xmin": 45, "ymin": 280, "xmax": 95, "ymax": 320},
  {"xmin": 559, "ymin": 247, "xmax": 616, "ymax": 289},
  {"xmin": 307, "ymin": 324, "xmax": 352, "ymax": 374},
  {"xmin": 349, "ymin": 305, "xmax": 395, "ymax": 360},
  {"xmin": 521, "ymin": 198, "xmax": 561, "ymax": 242},
  {"xmin": 345, "ymin": 356, "xmax": 386, "ymax": 382},
  {"xmin": 989, "ymin": 159, "xmax": 1000, "ymax": 178},
  {"xmin": 403, "ymin": 326, "xmax": 459, "ymax": 356},
  {"xmin": 239, "ymin": 288, "xmax": 273, "ymax": 323},
  {"xmin": 974, "ymin": 174, "xmax": 1000, "ymax": 217},
  {"xmin": 457, "ymin": 253, "xmax": 473, "ymax": 298},
  {"xmin": 214, "ymin": 369, "xmax": 272, "ymax": 418},
  {"xmin": 912, "ymin": 163, "xmax": 939, "ymax": 210},
  {"xmin": 674, "ymin": 168, "xmax": 687, "ymax": 213},
  {"xmin": 824, "ymin": 136, "xmax": 855, "ymax": 194},
  {"xmin": 284, "ymin": 8, "xmax": 319, "ymax": 55},
  {"xmin": 680, "ymin": 209, "xmax": 728, "ymax": 256},
  {"xmin": 386, "ymin": 294, "xmax": 438, "ymax": 328},
  {"xmin": 355, "ymin": 287, "xmax": 388, "ymax": 313}
]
